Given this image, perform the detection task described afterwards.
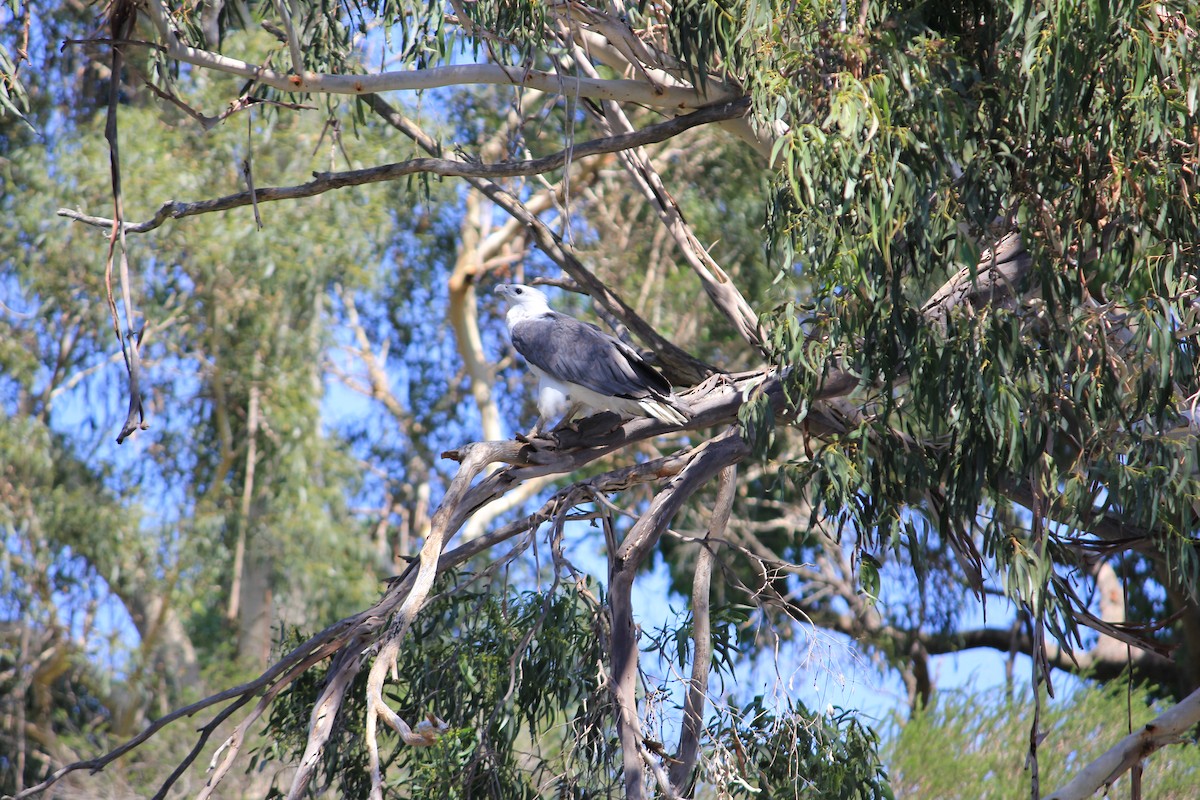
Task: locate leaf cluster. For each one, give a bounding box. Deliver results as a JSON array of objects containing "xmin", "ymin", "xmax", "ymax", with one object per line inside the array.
[
  {"xmin": 748, "ymin": 0, "xmax": 1199, "ymax": 654},
  {"xmin": 262, "ymin": 575, "xmax": 616, "ymax": 798},
  {"xmin": 699, "ymin": 697, "xmax": 893, "ymax": 799}
]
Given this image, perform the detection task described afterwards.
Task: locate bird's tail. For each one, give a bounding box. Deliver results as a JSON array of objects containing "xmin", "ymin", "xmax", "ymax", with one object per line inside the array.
[{"xmin": 638, "ymin": 397, "xmax": 690, "ymax": 426}]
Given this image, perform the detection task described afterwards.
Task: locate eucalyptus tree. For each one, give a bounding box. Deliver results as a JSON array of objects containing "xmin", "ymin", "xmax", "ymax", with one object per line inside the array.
[{"xmin": 2, "ymin": 0, "xmax": 1198, "ymax": 799}]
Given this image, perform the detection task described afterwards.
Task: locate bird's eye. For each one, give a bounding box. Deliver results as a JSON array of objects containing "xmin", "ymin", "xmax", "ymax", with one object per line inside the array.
[{"xmin": 515, "ymin": 287, "xmax": 523, "ymax": 294}]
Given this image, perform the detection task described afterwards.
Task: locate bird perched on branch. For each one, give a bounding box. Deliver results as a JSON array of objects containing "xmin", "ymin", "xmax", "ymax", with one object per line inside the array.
[{"xmin": 495, "ymin": 283, "xmax": 690, "ymax": 435}]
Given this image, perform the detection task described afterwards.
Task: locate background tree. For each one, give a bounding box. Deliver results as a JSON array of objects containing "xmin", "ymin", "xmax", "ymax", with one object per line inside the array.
[{"xmin": 1, "ymin": 0, "xmax": 1198, "ymax": 799}]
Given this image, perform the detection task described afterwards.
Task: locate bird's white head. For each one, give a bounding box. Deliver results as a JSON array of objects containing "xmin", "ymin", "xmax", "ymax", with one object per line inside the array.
[{"xmin": 494, "ymin": 283, "xmax": 551, "ymax": 324}]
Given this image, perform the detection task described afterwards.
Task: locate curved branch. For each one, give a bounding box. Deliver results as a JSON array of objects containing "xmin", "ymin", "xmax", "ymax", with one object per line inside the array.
[
  {"xmin": 921, "ymin": 626, "xmax": 1176, "ymax": 682},
  {"xmin": 920, "ymin": 232, "xmax": 1033, "ymax": 328}
]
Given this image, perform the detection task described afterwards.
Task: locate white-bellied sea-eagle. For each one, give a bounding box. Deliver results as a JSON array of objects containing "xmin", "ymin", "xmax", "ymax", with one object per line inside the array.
[{"xmin": 495, "ymin": 284, "xmax": 690, "ymax": 432}]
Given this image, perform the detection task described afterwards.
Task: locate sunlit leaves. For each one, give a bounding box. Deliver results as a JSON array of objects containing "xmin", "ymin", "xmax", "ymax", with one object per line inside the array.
[
  {"xmin": 703, "ymin": 697, "xmax": 894, "ymax": 799},
  {"xmin": 889, "ymin": 682, "xmax": 1200, "ymax": 799}
]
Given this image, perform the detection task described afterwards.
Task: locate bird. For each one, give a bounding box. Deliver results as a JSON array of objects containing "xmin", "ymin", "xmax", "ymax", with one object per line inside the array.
[{"xmin": 494, "ymin": 283, "xmax": 690, "ymax": 434}]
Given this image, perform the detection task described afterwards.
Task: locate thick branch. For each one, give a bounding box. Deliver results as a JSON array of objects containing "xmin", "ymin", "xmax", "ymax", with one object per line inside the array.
[
  {"xmin": 923, "ymin": 626, "xmax": 1175, "ymax": 682},
  {"xmin": 284, "ymin": 647, "xmax": 366, "ymax": 800},
  {"xmin": 920, "ymin": 232, "xmax": 1033, "ymax": 328},
  {"xmin": 1046, "ymin": 685, "xmax": 1200, "ymax": 800}
]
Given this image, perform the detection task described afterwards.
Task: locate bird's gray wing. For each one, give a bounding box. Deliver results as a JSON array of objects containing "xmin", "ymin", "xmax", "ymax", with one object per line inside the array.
[{"xmin": 510, "ymin": 312, "xmax": 672, "ymax": 400}]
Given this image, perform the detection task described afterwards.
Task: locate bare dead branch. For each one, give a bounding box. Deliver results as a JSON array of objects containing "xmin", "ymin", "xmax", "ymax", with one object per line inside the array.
[
  {"xmin": 56, "ymin": 98, "xmax": 749, "ymax": 234},
  {"xmin": 570, "ymin": 46, "xmax": 766, "ymax": 353}
]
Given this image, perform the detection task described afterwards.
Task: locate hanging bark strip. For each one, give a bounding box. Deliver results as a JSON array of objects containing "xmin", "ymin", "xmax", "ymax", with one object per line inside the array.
[{"xmin": 103, "ymin": 1, "xmax": 146, "ymax": 443}]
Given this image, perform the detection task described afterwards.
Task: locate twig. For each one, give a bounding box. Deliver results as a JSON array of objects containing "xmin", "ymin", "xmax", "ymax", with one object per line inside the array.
[{"xmin": 243, "ymin": 111, "xmax": 263, "ymax": 229}]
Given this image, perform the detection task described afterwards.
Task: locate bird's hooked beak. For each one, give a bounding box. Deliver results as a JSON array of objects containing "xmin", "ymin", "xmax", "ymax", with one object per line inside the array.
[{"xmin": 494, "ymin": 284, "xmax": 514, "ymax": 299}]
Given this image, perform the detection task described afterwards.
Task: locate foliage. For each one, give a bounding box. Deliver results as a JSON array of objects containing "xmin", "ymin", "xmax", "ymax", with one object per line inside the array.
[
  {"xmin": 699, "ymin": 699, "xmax": 894, "ymax": 800},
  {"xmin": 3, "ymin": 0, "xmax": 1200, "ymax": 797},
  {"xmin": 888, "ymin": 681, "xmax": 1200, "ymax": 799},
  {"xmin": 756, "ymin": 0, "xmax": 1200, "ymax": 679},
  {"xmin": 262, "ymin": 576, "xmax": 614, "ymax": 798}
]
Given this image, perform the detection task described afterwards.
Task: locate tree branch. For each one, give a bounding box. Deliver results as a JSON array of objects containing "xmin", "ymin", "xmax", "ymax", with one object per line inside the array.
[
  {"xmin": 670, "ymin": 463, "xmax": 736, "ymax": 789},
  {"xmin": 141, "ymin": 0, "xmax": 733, "ymax": 108},
  {"xmin": 609, "ymin": 430, "xmax": 750, "ymax": 800},
  {"xmin": 56, "ymin": 97, "xmax": 749, "ymax": 234},
  {"xmin": 1046, "ymin": 685, "xmax": 1200, "ymax": 800},
  {"xmin": 284, "ymin": 646, "xmax": 367, "ymax": 800},
  {"xmin": 570, "ymin": 47, "xmax": 766, "ymax": 353}
]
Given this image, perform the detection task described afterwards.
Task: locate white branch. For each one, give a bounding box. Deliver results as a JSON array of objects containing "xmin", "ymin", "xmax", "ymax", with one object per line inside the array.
[
  {"xmin": 143, "ymin": 1, "xmax": 729, "ymax": 108},
  {"xmin": 1046, "ymin": 686, "xmax": 1200, "ymax": 800},
  {"xmin": 572, "ymin": 27, "xmax": 782, "ymax": 159}
]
